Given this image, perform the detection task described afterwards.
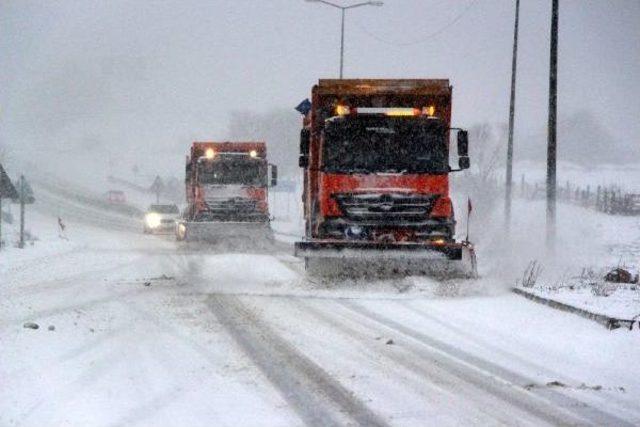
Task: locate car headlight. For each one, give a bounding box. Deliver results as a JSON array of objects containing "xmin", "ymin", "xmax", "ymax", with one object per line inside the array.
[{"xmin": 145, "ymin": 213, "xmax": 162, "ymax": 228}]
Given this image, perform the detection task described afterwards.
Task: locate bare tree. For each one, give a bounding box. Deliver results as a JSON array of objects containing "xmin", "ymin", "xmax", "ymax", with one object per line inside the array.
[
  {"xmin": 468, "ymin": 123, "xmax": 506, "ymax": 184},
  {"xmin": 227, "ymin": 109, "xmax": 300, "ymax": 178}
]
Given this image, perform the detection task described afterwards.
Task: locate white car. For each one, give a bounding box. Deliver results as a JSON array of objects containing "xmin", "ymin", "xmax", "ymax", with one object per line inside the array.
[{"xmin": 143, "ymin": 204, "xmax": 180, "ymax": 234}]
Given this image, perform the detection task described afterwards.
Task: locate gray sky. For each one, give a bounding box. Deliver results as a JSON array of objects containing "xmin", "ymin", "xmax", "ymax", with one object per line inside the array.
[{"xmin": 1, "ymin": 0, "xmax": 639, "ymax": 174}]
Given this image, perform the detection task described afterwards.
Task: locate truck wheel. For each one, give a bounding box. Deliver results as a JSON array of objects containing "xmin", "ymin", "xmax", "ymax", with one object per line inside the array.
[{"xmin": 176, "ymin": 223, "xmax": 187, "ymax": 241}]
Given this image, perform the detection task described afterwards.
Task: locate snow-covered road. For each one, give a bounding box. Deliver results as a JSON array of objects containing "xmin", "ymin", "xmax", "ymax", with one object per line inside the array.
[{"xmin": 2, "ymin": 189, "xmax": 639, "ymax": 426}]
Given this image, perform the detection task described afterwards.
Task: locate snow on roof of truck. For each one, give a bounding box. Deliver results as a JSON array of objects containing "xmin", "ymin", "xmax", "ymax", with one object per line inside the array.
[
  {"xmin": 190, "ymin": 142, "xmax": 267, "ymax": 160},
  {"xmin": 148, "ymin": 204, "xmax": 179, "ymax": 214},
  {"xmin": 192, "ymin": 142, "xmax": 266, "ymax": 153}
]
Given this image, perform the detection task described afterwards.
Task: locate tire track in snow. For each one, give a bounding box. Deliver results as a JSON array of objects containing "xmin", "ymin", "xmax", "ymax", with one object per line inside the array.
[
  {"xmin": 400, "ymin": 301, "xmax": 567, "ymax": 378},
  {"xmin": 104, "ymin": 330, "xmax": 197, "ymax": 427},
  {"xmin": 401, "ymin": 300, "xmax": 640, "ymax": 420},
  {"xmin": 19, "ymin": 300, "xmax": 213, "ymax": 427},
  {"xmin": 207, "ymin": 294, "xmax": 390, "ymax": 427},
  {"xmin": 292, "ymin": 302, "xmax": 541, "ymax": 425},
  {"xmin": 2, "ymin": 286, "xmax": 159, "ymax": 327},
  {"xmin": 296, "ymin": 299, "xmax": 544, "ymax": 425},
  {"xmin": 338, "ymin": 300, "xmax": 637, "ymax": 427},
  {"xmin": 17, "ymin": 328, "xmax": 138, "ymax": 424},
  {"xmin": 2, "ymin": 257, "xmax": 141, "ymax": 298}
]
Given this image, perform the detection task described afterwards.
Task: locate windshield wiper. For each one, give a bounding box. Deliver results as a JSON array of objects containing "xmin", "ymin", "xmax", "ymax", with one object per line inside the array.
[
  {"xmin": 325, "ymin": 167, "xmax": 372, "ymax": 175},
  {"xmin": 346, "ymin": 168, "xmax": 373, "ymax": 175},
  {"xmin": 380, "ymin": 168, "xmax": 408, "ymax": 174}
]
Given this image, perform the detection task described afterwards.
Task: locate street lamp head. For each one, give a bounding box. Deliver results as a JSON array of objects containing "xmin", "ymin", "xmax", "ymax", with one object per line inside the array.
[
  {"xmin": 305, "ymin": 0, "xmax": 383, "ymax": 7},
  {"xmin": 305, "ymin": 0, "xmax": 384, "ymax": 78}
]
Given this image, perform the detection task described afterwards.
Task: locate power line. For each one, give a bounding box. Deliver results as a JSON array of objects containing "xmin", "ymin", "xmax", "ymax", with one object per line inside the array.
[{"xmin": 351, "ymin": 0, "xmax": 479, "ymax": 47}]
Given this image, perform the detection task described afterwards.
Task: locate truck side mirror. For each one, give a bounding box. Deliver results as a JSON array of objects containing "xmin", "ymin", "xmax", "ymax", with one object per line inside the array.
[
  {"xmin": 271, "ymin": 164, "xmax": 278, "ymax": 186},
  {"xmin": 457, "ymin": 130, "xmax": 470, "ymax": 170},
  {"xmin": 457, "ymin": 130, "xmax": 469, "ymax": 157},
  {"xmin": 185, "ymin": 163, "xmax": 192, "ymax": 182},
  {"xmin": 299, "ymin": 128, "xmax": 310, "ymax": 168},
  {"xmin": 459, "ymin": 156, "xmax": 470, "ymax": 170}
]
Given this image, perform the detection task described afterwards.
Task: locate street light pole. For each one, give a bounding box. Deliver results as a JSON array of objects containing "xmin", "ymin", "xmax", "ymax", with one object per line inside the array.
[
  {"xmin": 340, "ymin": 8, "xmax": 345, "ymax": 78},
  {"xmin": 306, "ymin": 0, "xmax": 384, "ymax": 79}
]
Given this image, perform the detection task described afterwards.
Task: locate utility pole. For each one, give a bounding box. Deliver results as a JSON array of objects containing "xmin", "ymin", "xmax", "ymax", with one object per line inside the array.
[
  {"xmin": 19, "ymin": 175, "xmax": 25, "ymax": 249},
  {"xmin": 305, "ymin": 0, "xmax": 383, "ymax": 79},
  {"xmin": 0, "ymin": 195, "xmax": 3, "ymax": 250},
  {"xmin": 505, "ymin": 0, "xmax": 520, "ymax": 231},
  {"xmin": 546, "ymin": 0, "xmax": 559, "ymax": 249},
  {"xmin": 340, "ymin": 8, "xmax": 345, "ymax": 78}
]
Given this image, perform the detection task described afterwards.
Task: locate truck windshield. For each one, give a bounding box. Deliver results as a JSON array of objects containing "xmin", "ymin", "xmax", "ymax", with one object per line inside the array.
[
  {"xmin": 322, "ymin": 116, "xmax": 449, "ymax": 174},
  {"xmin": 198, "ymin": 158, "xmax": 267, "ymax": 186}
]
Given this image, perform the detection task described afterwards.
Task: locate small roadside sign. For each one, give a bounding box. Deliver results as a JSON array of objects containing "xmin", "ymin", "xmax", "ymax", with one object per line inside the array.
[
  {"xmin": 150, "ymin": 176, "xmax": 164, "ymax": 193},
  {"xmin": 17, "ymin": 176, "xmax": 35, "ymax": 204},
  {"xmin": 150, "ymin": 176, "xmax": 165, "ymax": 203},
  {"xmin": 0, "ymin": 164, "xmax": 19, "ymax": 249},
  {"xmin": 0, "ymin": 164, "xmax": 18, "ymax": 199}
]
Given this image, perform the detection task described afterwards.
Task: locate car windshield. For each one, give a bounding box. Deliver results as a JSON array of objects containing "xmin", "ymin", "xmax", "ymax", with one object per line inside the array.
[
  {"xmin": 322, "ymin": 116, "xmax": 449, "ymax": 174},
  {"xmin": 198, "ymin": 157, "xmax": 267, "ymax": 186},
  {"xmin": 148, "ymin": 204, "xmax": 179, "ymax": 214}
]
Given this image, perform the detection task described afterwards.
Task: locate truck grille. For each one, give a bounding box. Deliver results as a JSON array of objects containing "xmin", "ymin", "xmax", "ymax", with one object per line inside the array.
[
  {"xmin": 205, "ymin": 197, "xmax": 257, "ymax": 213},
  {"xmin": 334, "ymin": 193, "xmax": 436, "ymax": 225},
  {"xmin": 200, "ymin": 197, "xmax": 267, "ymax": 221}
]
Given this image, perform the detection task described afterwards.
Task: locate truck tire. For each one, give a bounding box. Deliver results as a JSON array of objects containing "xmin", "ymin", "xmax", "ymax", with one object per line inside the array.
[{"xmin": 176, "ymin": 223, "xmax": 187, "ymax": 241}]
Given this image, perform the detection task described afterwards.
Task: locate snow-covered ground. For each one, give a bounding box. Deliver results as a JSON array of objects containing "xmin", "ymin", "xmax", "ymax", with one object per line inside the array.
[
  {"xmin": 488, "ymin": 161, "xmax": 640, "ymax": 192},
  {"xmin": 514, "ymin": 161, "xmax": 640, "ymax": 191},
  {"xmin": 522, "ymin": 282, "xmax": 640, "ymax": 321},
  {"xmin": 2, "ymin": 179, "xmax": 640, "ymax": 426},
  {"xmin": 499, "ymin": 198, "xmax": 640, "ymax": 321}
]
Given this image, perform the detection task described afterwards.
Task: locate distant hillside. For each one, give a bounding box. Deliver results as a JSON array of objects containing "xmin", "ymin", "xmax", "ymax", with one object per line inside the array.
[
  {"xmin": 227, "ymin": 109, "xmax": 300, "ymax": 178},
  {"xmin": 517, "ymin": 110, "xmax": 638, "ymax": 167}
]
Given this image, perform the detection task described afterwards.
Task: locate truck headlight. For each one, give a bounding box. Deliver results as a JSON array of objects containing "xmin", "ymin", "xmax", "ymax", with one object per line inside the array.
[
  {"xmin": 345, "ymin": 225, "xmax": 364, "ymax": 239},
  {"xmin": 145, "ymin": 213, "xmax": 161, "ymax": 228}
]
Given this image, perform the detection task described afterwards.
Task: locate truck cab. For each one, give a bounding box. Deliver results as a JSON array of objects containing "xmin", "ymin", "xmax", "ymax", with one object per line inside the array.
[
  {"xmin": 295, "ymin": 79, "xmax": 475, "ymax": 277},
  {"xmin": 177, "ymin": 141, "xmax": 277, "ymax": 242}
]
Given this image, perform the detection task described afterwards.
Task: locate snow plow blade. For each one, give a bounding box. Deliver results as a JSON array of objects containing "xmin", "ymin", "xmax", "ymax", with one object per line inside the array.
[
  {"xmin": 295, "ymin": 241, "xmax": 464, "ymax": 260},
  {"xmin": 295, "ymin": 240, "xmax": 477, "ymax": 279},
  {"xmin": 176, "ymin": 221, "xmax": 273, "ymax": 245}
]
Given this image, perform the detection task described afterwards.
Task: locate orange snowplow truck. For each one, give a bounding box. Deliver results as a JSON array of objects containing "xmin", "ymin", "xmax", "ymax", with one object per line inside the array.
[
  {"xmin": 294, "ymin": 79, "xmax": 476, "ymax": 277},
  {"xmin": 176, "ymin": 141, "xmax": 277, "ymax": 242}
]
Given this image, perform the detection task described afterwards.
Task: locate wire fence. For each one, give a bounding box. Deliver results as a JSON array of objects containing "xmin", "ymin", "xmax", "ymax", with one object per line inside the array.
[
  {"xmin": 518, "ymin": 180, "xmax": 640, "ymax": 216},
  {"xmin": 454, "ymin": 173, "xmax": 640, "ymax": 217}
]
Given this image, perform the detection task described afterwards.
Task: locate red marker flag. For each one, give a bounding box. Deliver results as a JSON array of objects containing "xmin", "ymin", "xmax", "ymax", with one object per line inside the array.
[{"xmin": 466, "ymin": 197, "xmax": 472, "ymax": 242}]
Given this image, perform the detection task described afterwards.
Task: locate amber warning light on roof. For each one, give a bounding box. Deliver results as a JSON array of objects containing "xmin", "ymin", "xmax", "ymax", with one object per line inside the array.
[{"xmin": 334, "ymin": 105, "xmax": 437, "ymax": 117}]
